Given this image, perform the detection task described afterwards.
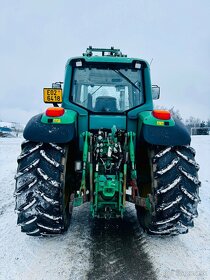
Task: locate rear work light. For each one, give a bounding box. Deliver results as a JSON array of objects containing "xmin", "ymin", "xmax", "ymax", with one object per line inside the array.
[
  {"xmin": 152, "ymin": 110, "xmax": 171, "ymax": 120},
  {"xmin": 46, "ymin": 107, "xmax": 65, "ymax": 117}
]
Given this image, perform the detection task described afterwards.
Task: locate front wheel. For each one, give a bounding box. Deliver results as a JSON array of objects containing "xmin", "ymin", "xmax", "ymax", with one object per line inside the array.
[
  {"xmin": 136, "ymin": 145, "xmax": 200, "ymax": 235},
  {"xmin": 15, "ymin": 141, "xmax": 73, "ymax": 236}
]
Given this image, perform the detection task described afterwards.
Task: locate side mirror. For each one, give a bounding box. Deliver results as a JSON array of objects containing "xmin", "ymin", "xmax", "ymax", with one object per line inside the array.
[{"xmin": 152, "ymin": 85, "xmax": 160, "ymax": 100}]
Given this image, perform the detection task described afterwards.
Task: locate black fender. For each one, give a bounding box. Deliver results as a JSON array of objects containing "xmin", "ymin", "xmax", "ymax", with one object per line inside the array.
[
  {"xmin": 141, "ymin": 118, "xmax": 191, "ymax": 146},
  {"xmin": 23, "ymin": 114, "xmax": 76, "ymax": 143}
]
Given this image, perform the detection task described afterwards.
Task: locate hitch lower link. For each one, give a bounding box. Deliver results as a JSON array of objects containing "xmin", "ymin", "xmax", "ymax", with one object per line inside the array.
[
  {"xmin": 73, "ymin": 132, "xmax": 91, "ymax": 207},
  {"xmin": 127, "ymin": 132, "xmax": 155, "ymax": 213},
  {"xmin": 133, "ymin": 194, "xmax": 156, "ymax": 213}
]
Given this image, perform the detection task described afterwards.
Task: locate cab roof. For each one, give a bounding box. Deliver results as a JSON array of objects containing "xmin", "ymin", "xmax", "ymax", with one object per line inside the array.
[{"xmin": 66, "ymin": 47, "xmax": 150, "ymax": 67}]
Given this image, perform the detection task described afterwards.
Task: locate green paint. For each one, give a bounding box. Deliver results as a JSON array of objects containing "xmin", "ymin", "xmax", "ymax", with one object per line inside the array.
[
  {"xmin": 41, "ymin": 109, "xmax": 77, "ymax": 124},
  {"xmin": 73, "ymin": 197, "xmax": 83, "ymax": 207},
  {"xmin": 80, "ymin": 132, "xmax": 90, "ymax": 192},
  {"xmin": 66, "ymin": 55, "xmax": 135, "ymax": 65},
  {"xmin": 89, "ymin": 162, "xmax": 93, "ymax": 202},
  {"xmin": 91, "ymin": 172, "xmax": 124, "ymax": 218},
  {"xmin": 145, "ymin": 197, "xmax": 151, "ymax": 211},
  {"xmin": 89, "ymin": 115, "xmax": 126, "ymax": 130},
  {"xmin": 82, "ymin": 132, "xmax": 89, "ymax": 162},
  {"xmin": 62, "ymin": 48, "xmax": 153, "ymax": 140},
  {"xmin": 90, "ymin": 127, "xmax": 125, "ymax": 218},
  {"xmin": 44, "ymin": 48, "xmax": 173, "ymax": 218},
  {"xmin": 138, "ymin": 111, "xmax": 175, "ymax": 127},
  {"xmin": 94, "ymin": 172, "xmax": 98, "ymax": 212},
  {"xmin": 123, "ymin": 164, "xmax": 127, "ymax": 206},
  {"xmin": 128, "ymin": 132, "xmax": 136, "ymax": 168},
  {"xmin": 97, "ymin": 175, "xmax": 118, "ymax": 197}
]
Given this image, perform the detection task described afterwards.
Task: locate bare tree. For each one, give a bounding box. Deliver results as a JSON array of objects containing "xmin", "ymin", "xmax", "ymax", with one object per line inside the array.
[
  {"xmin": 154, "ymin": 105, "xmax": 183, "ymax": 120},
  {"xmin": 11, "ymin": 122, "xmax": 24, "ymax": 137}
]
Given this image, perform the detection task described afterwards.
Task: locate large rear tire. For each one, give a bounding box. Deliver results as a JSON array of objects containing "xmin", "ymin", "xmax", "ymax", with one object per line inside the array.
[
  {"xmin": 136, "ymin": 145, "xmax": 200, "ymax": 235},
  {"xmin": 15, "ymin": 141, "xmax": 73, "ymax": 236}
]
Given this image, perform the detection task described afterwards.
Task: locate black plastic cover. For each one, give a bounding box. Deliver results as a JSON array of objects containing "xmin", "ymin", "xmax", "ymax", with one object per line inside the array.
[
  {"xmin": 23, "ymin": 114, "xmax": 76, "ymax": 143},
  {"xmin": 141, "ymin": 118, "xmax": 191, "ymax": 146}
]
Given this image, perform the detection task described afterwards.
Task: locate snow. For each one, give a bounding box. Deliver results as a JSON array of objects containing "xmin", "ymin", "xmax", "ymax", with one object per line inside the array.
[
  {"xmin": 37, "ymin": 167, "xmax": 60, "ymax": 187},
  {"xmin": 18, "ymin": 143, "xmax": 42, "ymax": 160},
  {"xmin": 157, "ymin": 176, "xmax": 181, "ymax": 194},
  {"xmin": 40, "ymin": 150, "xmax": 60, "ymax": 168},
  {"xmin": 36, "ymin": 190, "xmax": 59, "ymax": 205},
  {"xmin": 156, "ymin": 158, "xmax": 179, "ymax": 175},
  {"xmin": 0, "ymin": 136, "xmax": 210, "ymax": 279},
  {"xmin": 157, "ymin": 195, "xmax": 182, "ymax": 211},
  {"xmin": 179, "ymin": 166, "xmax": 201, "ymax": 184},
  {"xmin": 0, "ymin": 121, "xmax": 15, "ymax": 129},
  {"xmin": 176, "ymin": 150, "xmax": 199, "ymax": 169},
  {"xmin": 153, "ymin": 147, "xmax": 172, "ymax": 160}
]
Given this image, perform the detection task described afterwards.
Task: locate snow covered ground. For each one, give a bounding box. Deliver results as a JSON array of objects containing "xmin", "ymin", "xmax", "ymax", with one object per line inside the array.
[{"xmin": 0, "ymin": 136, "xmax": 209, "ymax": 280}]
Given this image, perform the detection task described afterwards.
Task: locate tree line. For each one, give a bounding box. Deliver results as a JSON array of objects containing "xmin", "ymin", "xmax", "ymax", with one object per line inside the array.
[{"xmin": 155, "ymin": 106, "xmax": 210, "ymax": 135}]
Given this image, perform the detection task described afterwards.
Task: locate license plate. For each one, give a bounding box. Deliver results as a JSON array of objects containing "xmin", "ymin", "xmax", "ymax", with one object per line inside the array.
[{"xmin": 43, "ymin": 88, "xmax": 62, "ymax": 103}]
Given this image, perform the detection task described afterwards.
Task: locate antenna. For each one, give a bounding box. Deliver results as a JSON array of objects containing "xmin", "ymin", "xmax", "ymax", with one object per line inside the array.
[{"xmin": 150, "ymin": 58, "xmax": 154, "ymax": 66}]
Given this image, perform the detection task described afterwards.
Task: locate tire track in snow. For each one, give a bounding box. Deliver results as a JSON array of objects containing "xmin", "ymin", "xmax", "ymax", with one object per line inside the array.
[{"xmin": 88, "ymin": 203, "xmax": 157, "ymax": 280}]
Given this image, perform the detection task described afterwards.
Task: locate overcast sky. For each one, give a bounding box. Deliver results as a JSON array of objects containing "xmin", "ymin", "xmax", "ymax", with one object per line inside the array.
[{"xmin": 0, "ymin": 0, "xmax": 209, "ymax": 124}]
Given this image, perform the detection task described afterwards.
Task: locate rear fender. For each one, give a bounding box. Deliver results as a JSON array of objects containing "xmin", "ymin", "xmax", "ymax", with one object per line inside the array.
[
  {"xmin": 23, "ymin": 109, "xmax": 77, "ymax": 143},
  {"xmin": 138, "ymin": 111, "xmax": 191, "ymax": 146}
]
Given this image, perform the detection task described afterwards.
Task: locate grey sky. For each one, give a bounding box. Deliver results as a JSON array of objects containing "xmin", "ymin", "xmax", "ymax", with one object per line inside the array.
[{"xmin": 0, "ymin": 0, "xmax": 209, "ymax": 123}]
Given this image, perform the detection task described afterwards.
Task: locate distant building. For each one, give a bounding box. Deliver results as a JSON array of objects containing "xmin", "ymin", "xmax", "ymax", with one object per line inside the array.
[{"xmin": 191, "ymin": 127, "xmax": 210, "ymax": 135}]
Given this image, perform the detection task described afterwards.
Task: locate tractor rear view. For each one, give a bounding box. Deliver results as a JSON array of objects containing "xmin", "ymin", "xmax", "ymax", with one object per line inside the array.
[{"xmin": 15, "ymin": 47, "xmax": 200, "ymax": 236}]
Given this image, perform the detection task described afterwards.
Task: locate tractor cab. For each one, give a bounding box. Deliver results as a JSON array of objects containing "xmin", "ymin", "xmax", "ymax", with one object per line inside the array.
[
  {"xmin": 71, "ymin": 62, "xmax": 144, "ymax": 113},
  {"xmin": 60, "ymin": 47, "xmax": 157, "ymax": 133}
]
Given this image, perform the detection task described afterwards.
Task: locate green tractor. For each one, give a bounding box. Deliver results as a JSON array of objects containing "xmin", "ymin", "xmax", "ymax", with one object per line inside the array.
[{"xmin": 15, "ymin": 47, "xmax": 200, "ymax": 236}]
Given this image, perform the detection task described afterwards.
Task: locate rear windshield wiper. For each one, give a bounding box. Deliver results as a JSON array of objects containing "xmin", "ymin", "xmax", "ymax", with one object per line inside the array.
[{"xmin": 113, "ymin": 70, "xmax": 141, "ymax": 91}]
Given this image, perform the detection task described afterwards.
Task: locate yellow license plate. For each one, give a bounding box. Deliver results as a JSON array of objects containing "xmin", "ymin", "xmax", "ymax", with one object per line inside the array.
[{"xmin": 43, "ymin": 88, "xmax": 62, "ymax": 103}]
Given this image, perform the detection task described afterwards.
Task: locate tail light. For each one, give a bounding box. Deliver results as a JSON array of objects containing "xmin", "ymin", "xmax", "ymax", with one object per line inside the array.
[
  {"xmin": 152, "ymin": 110, "xmax": 171, "ymax": 120},
  {"xmin": 46, "ymin": 107, "xmax": 65, "ymax": 117}
]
